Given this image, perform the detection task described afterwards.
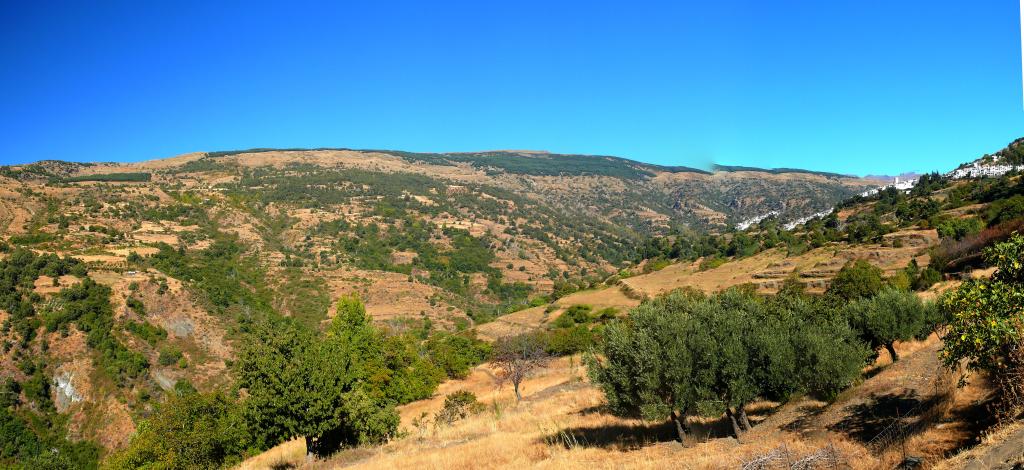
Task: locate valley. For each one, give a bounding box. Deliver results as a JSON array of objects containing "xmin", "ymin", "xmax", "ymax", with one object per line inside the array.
[{"xmin": 1, "ymin": 142, "xmax": 1023, "ymax": 469}]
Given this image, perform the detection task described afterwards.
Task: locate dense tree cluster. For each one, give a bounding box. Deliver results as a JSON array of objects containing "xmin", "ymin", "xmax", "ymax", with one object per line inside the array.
[
  {"xmin": 586, "ymin": 288, "xmax": 870, "ymax": 444},
  {"xmin": 109, "ymin": 294, "xmax": 494, "ymax": 465},
  {"xmin": 51, "ymin": 278, "xmax": 149, "ymax": 383},
  {"xmin": 235, "ymin": 294, "xmax": 439, "ymax": 455},
  {"xmin": 586, "ymin": 252, "xmax": 947, "ymax": 445},
  {"xmin": 1, "ymin": 249, "xmax": 87, "ymax": 349}
]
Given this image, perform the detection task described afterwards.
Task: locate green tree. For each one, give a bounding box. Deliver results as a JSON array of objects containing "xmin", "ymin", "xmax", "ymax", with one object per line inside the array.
[
  {"xmin": 789, "ymin": 301, "xmax": 870, "ymax": 400},
  {"xmin": 689, "ymin": 290, "xmax": 758, "ymax": 437},
  {"xmin": 586, "ymin": 290, "xmax": 699, "ymax": 444},
  {"xmin": 844, "ymin": 288, "xmax": 929, "ymax": 362},
  {"xmin": 422, "ymin": 332, "xmax": 492, "ymax": 379},
  {"xmin": 936, "ymin": 217, "xmax": 984, "ymax": 241},
  {"xmin": 827, "ymin": 259, "xmax": 884, "ymax": 301},
  {"xmin": 587, "ymin": 288, "xmax": 867, "ymax": 443},
  {"xmin": 235, "ymin": 294, "xmax": 414, "ymax": 457}
]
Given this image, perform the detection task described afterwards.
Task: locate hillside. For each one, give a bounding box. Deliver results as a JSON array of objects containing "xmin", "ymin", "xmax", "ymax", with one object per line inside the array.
[
  {"xmin": 0, "ymin": 149, "xmax": 880, "ymax": 322},
  {"xmin": 2, "ymin": 142, "xmax": 1024, "ymax": 469},
  {"xmin": 239, "ymin": 141, "xmax": 1024, "ymax": 469}
]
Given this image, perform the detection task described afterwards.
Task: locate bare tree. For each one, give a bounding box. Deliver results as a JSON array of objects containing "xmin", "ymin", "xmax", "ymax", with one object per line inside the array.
[{"xmin": 493, "ymin": 333, "xmax": 550, "ymax": 402}]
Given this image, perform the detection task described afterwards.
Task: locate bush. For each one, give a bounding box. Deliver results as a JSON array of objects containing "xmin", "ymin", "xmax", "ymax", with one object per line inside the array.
[
  {"xmin": 124, "ymin": 320, "xmax": 167, "ymax": 346},
  {"xmin": 941, "ymin": 234, "xmax": 1024, "ymax": 415},
  {"xmin": 553, "ymin": 304, "xmax": 592, "ymax": 328},
  {"xmin": 48, "ymin": 278, "xmax": 148, "ymax": 383},
  {"xmin": 434, "ymin": 391, "xmax": 485, "ymax": 426},
  {"xmin": 0, "ymin": 407, "xmax": 100, "ymax": 469},
  {"xmin": 987, "ymin": 195, "xmax": 1024, "ymax": 226},
  {"xmin": 913, "ymin": 267, "xmax": 942, "ymax": 291},
  {"xmin": 158, "ymin": 346, "xmax": 183, "ymax": 367},
  {"xmin": 423, "ymin": 332, "xmax": 492, "ymax": 379},
  {"xmin": 125, "ymin": 297, "xmax": 145, "ymax": 315},
  {"xmin": 930, "ymin": 219, "xmax": 1024, "ymax": 272},
  {"xmin": 545, "ymin": 325, "xmax": 595, "ymax": 355}
]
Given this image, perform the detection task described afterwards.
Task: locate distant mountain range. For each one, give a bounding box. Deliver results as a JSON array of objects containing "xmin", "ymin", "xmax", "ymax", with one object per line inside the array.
[{"xmin": 862, "ymin": 172, "xmax": 923, "ymax": 183}]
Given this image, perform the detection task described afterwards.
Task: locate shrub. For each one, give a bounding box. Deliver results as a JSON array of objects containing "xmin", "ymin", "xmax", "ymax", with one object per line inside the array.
[
  {"xmin": 434, "ymin": 391, "xmax": 485, "ymax": 425},
  {"xmin": 158, "ymin": 346, "xmax": 183, "ymax": 367},
  {"xmin": 987, "ymin": 194, "xmax": 1024, "ymax": 226},
  {"xmin": 423, "ymin": 332, "xmax": 492, "ymax": 379},
  {"xmin": 930, "ymin": 219, "xmax": 1024, "ymax": 272},
  {"xmin": 545, "ymin": 325, "xmax": 595, "ymax": 355},
  {"xmin": 941, "ymin": 234, "xmax": 1024, "ymax": 415},
  {"xmin": 125, "ymin": 297, "xmax": 145, "ymax": 315},
  {"xmin": 913, "ymin": 267, "xmax": 942, "ymax": 291},
  {"xmin": 124, "ymin": 320, "xmax": 167, "ymax": 346},
  {"xmin": 553, "ymin": 304, "xmax": 591, "ymax": 328}
]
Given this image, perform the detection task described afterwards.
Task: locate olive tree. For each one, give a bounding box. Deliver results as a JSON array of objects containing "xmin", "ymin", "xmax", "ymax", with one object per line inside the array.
[
  {"xmin": 844, "ymin": 287, "xmax": 929, "ymax": 362},
  {"xmin": 588, "ymin": 288, "xmax": 868, "ymax": 442},
  {"xmin": 689, "ymin": 290, "xmax": 758, "ymax": 437},
  {"xmin": 586, "ymin": 290, "xmax": 701, "ymax": 444}
]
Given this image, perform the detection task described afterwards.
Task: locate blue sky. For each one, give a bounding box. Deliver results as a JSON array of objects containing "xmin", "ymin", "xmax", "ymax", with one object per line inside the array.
[{"xmin": 1, "ymin": 1, "xmax": 1021, "ymax": 175}]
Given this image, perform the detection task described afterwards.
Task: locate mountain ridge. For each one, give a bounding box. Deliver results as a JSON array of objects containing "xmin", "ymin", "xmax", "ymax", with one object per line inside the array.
[{"xmin": 5, "ymin": 147, "xmax": 883, "ymax": 180}]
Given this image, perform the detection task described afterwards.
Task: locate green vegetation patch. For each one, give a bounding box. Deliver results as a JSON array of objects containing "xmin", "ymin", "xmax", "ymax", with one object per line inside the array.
[{"xmin": 63, "ymin": 172, "xmax": 151, "ymax": 183}]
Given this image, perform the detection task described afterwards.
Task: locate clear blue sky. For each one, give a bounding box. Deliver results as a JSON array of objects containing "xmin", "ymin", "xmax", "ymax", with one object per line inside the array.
[{"xmin": 1, "ymin": 1, "xmax": 1022, "ymax": 175}]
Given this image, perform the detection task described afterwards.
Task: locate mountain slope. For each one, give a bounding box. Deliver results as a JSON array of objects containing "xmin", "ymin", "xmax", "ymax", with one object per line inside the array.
[{"xmin": 0, "ymin": 147, "xmax": 881, "ymax": 463}]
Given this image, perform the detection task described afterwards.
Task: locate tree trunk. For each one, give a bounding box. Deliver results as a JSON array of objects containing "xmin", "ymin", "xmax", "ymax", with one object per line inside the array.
[
  {"xmin": 670, "ymin": 410, "xmax": 688, "ymax": 446},
  {"xmin": 513, "ymin": 381, "xmax": 522, "ymax": 402},
  {"xmin": 726, "ymin": 408, "xmax": 743, "ymax": 438},
  {"xmin": 886, "ymin": 342, "xmax": 899, "ymax": 362},
  {"xmin": 305, "ymin": 435, "xmax": 316, "ymax": 461},
  {"xmin": 738, "ymin": 404, "xmax": 752, "ymax": 431}
]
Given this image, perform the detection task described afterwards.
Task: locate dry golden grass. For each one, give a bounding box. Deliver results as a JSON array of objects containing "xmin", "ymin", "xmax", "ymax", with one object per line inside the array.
[
  {"xmin": 620, "ymin": 230, "xmax": 937, "ymax": 299},
  {"xmin": 237, "ymin": 439, "xmax": 307, "ymax": 470}
]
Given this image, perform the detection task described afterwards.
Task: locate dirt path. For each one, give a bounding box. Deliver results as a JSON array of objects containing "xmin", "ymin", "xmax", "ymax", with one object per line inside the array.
[{"xmin": 814, "ymin": 338, "xmax": 947, "ymax": 438}]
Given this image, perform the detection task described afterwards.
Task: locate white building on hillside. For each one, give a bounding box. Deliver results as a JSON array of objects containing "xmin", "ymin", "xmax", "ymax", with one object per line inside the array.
[{"xmin": 947, "ymin": 162, "xmax": 1022, "ymax": 179}]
